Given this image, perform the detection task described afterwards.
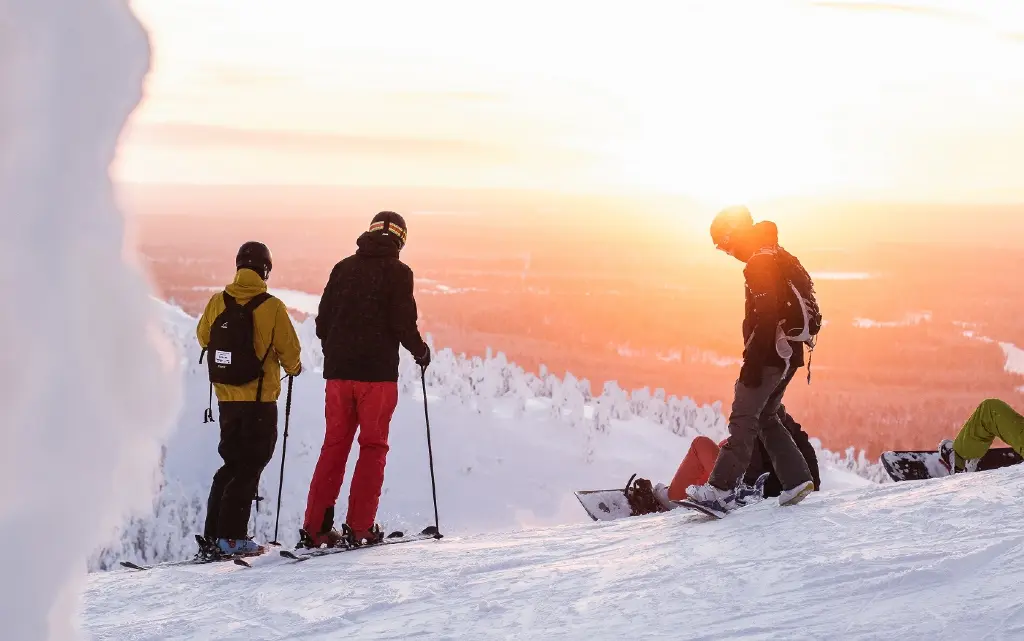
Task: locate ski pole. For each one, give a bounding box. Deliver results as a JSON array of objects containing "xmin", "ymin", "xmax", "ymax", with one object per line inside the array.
[
  {"xmin": 421, "ymin": 365, "xmax": 443, "ymax": 539},
  {"xmin": 270, "ymin": 375, "xmax": 294, "ymax": 546}
]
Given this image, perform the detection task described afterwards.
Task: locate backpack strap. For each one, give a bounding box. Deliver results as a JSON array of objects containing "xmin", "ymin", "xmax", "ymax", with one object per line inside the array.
[
  {"xmin": 243, "ymin": 292, "xmax": 272, "ymax": 311},
  {"xmin": 203, "ymin": 383, "xmax": 214, "ymax": 423},
  {"xmin": 199, "ymin": 292, "xmax": 236, "ymax": 421},
  {"xmin": 254, "ymin": 328, "xmax": 276, "ymax": 403},
  {"xmin": 249, "ymin": 294, "xmax": 275, "ymax": 402}
]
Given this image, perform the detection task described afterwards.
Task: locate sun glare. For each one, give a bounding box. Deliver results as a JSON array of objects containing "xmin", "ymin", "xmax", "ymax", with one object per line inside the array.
[{"xmin": 125, "ymin": 0, "xmax": 1024, "ymax": 203}]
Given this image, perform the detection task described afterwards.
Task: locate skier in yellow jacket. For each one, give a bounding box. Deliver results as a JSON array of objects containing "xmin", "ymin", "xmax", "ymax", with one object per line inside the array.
[
  {"xmin": 196, "ymin": 241, "xmax": 302, "ymax": 556},
  {"xmin": 940, "ymin": 398, "xmax": 1024, "ymax": 474}
]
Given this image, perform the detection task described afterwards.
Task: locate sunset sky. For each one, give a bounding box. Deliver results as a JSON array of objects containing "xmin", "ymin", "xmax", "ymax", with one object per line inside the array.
[{"xmin": 118, "ymin": 0, "xmax": 1024, "ymax": 207}]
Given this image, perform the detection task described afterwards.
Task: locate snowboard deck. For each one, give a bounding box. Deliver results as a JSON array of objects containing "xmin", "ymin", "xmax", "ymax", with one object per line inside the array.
[
  {"xmin": 575, "ymin": 472, "xmax": 769, "ymax": 522},
  {"xmin": 880, "ymin": 447, "xmax": 1022, "ymax": 481},
  {"xmin": 671, "ymin": 499, "xmax": 726, "ymax": 519},
  {"xmin": 574, "ymin": 489, "xmax": 634, "ymax": 522},
  {"xmin": 280, "ymin": 526, "xmax": 441, "ymax": 563}
]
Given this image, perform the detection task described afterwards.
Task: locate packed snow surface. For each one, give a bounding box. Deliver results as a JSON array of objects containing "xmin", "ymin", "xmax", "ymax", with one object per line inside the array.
[
  {"xmin": 84, "ymin": 465, "xmax": 1024, "ymax": 639},
  {"xmin": 76, "ymin": 300, "xmax": 931, "ymax": 639}
]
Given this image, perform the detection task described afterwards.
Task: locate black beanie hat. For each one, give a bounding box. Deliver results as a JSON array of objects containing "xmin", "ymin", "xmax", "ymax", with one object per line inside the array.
[{"xmin": 368, "ymin": 211, "xmax": 408, "ymax": 249}]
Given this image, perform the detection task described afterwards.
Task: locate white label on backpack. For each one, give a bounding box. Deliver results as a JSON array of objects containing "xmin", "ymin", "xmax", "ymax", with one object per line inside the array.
[{"xmin": 214, "ymin": 350, "xmax": 232, "ymax": 365}]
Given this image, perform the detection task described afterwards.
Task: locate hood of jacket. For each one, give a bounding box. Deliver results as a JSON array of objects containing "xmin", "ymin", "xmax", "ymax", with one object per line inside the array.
[
  {"xmin": 355, "ymin": 231, "xmax": 401, "ymax": 258},
  {"xmin": 224, "ymin": 268, "xmax": 268, "ymax": 303}
]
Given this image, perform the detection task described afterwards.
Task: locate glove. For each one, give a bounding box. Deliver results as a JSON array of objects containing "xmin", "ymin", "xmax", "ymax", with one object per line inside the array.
[
  {"xmin": 289, "ymin": 364, "xmax": 302, "ymax": 377},
  {"xmin": 414, "ymin": 345, "xmax": 431, "ymax": 369},
  {"xmin": 739, "ymin": 360, "xmax": 763, "ymax": 389}
]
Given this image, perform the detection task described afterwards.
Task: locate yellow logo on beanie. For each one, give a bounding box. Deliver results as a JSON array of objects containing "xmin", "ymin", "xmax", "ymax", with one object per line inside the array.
[{"xmin": 369, "ymin": 220, "xmax": 408, "ymax": 245}]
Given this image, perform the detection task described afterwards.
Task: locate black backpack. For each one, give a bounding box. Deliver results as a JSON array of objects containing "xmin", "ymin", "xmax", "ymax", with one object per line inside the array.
[
  {"xmin": 200, "ymin": 293, "xmax": 274, "ymax": 413},
  {"xmin": 773, "ymin": 246, "xmax": 822, "ymax": 345}
]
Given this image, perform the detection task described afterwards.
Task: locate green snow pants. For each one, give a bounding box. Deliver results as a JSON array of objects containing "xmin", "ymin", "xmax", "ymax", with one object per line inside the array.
[{"xmin": 953, "ymin": 399, "xmax": 1024, "ymax": 461}]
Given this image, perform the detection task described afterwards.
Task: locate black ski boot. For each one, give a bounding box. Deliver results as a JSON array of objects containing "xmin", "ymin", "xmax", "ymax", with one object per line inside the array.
[
  {"xmin": 343, "ymin": 523, "xmax": 384, "ymax": 547},
  {"xmin": 297, "ymin": 527, "xmax": 346, "ymax": 549}
]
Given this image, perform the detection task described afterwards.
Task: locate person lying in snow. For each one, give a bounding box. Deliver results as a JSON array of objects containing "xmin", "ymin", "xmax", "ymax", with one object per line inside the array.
[
  {"xmin": 625, "ymin": 405, "xmax": 820, "ymax": 516},
  {"xmin": 939, "ymin": 398, "xmax": 1024, "ymax": 474}
]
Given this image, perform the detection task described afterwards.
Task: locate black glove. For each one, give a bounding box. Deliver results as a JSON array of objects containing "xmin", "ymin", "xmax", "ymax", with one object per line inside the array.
[
  {"xmin": 739, "ymin": 360, "xmax": 763, "ymax": 389},
  {"xmin": 415, "ymin": 345, "xmax": 431, "ymax": 369}
]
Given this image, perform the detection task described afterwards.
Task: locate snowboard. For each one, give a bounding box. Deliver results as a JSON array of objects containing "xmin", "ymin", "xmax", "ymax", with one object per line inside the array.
[
  {"xmin": 574, "ymin": 489, "xmax": 634, "ymax": 522},
  {"xmin": 671, "ymin": 498, "xmax": 726, "ymax": 519},
  {"xmin": 880, "ymin": 447, "xmax": 1023, "ymax": 482}
]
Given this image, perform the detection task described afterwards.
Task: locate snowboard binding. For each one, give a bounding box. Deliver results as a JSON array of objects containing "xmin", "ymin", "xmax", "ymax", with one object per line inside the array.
[{"xmin": 623, "ymin": 474, "xmax": 668, "ymax": 517}]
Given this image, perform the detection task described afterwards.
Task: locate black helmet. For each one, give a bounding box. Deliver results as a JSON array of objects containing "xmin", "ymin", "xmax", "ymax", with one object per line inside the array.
[
  {"xmin": 236, "ymin": 241, "xmax": 273, "ymax": 280},
  {"xmin": 368, "ymin": 211, "xmax": 408, "ymax": 250},
  {"xmin": 710, "ymin": 205, "xmax": 754, "ymax": 250}
]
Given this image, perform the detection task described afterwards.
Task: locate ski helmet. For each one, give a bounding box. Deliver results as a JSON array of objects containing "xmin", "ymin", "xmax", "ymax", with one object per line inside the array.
[
  {"xmin": 710, "ymin": 205, "xmax": 754, "ymax": 250},
  {"xmin": 235, "ymin": 241, "xmax": 273, "ymax": 280},
  {"xmin": 368, "ymin": 211, "xmax": 408, "ymax": 250}
]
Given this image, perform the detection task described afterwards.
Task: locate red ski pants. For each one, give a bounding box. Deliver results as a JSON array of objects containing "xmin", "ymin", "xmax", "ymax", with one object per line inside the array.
[
  {"xmin": 668, "ymin": 436, "xmax": 722, "ymax": 501},
  {"xmin": 303, "ymin": 380, "xmax": 398, "ymax": 533}
]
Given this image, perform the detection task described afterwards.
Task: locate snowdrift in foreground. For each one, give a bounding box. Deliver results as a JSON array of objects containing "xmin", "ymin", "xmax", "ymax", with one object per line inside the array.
[
  {"xmin": 1, "ymin": 2, "xmax": 179, "ymax": 640},
  {"xmin": 84, "ymin": 464, "xmax": 1024, "ymax": 640},
  {"xmin": 92, "ymin": 300, "xmax": 882, "ymax": 570}
]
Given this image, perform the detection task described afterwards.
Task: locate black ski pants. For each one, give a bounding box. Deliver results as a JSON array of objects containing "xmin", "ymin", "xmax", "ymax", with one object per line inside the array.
[
  {"xmin": 204, "ymin": 401, "xmax": 278, "ymax": 540},
  {"xmin": 744, "ymin": 406, "xmax": 821, "ymax": 498},
  {"xmin": 708, "ymin": 365, "xmax": 812, "ymax": 493}
]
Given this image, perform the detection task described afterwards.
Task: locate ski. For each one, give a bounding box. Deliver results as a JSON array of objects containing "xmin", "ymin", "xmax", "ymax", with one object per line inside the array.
[
  {"xmin": 120, "ymin": 554, "xmax": 263, "ymax": 571},
  {"xmin": 120, "ymin": 535, "xmax": 266, "ymax": 571},
  {"xmin": 280, "ymin": 526, "xmax": 441, "ymax": 563}
]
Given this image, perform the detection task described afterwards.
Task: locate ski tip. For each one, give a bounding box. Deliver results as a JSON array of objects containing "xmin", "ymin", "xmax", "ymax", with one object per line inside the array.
[
  {"xmin": 233, "ymin": 558, "xmax": 252, "ymax": 568},
  {"xmin": 120, "ymin": 561, "xmax": 147, "ymax": 571}
]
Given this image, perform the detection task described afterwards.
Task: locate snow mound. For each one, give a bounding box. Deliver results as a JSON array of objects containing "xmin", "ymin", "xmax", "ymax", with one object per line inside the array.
[
  {"xmin": 1, "ymin": 2, "xmax": 179, "ymax": 641},
  {"xmin": 92, "ymin": 300, "xmax": 880, "ymax": 570},
  {"xmin": 84, "ymin": 464, "xmax": 1024, "ymax": 639}
]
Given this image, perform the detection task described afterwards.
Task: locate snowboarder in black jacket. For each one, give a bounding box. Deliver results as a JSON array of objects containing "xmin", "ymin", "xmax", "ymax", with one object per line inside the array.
[{"xmin": 685, "ymin": 206, "xmax": 815, "ymax": 516}]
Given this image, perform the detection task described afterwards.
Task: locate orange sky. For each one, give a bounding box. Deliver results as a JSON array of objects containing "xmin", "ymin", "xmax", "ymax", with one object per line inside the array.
[{"xmin": 117, "ymin": 0, "xmax": 1024, "ymax": 207}]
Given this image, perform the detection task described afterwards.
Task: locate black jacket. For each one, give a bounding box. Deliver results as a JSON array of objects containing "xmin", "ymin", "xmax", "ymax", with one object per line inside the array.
[
  {"xmin": 316, "ymin": 232, "xmax": 428, "ymax": 382},
  {"xmin": 741, "ymin": 222, "xmax": 805, "ymax": 370}
]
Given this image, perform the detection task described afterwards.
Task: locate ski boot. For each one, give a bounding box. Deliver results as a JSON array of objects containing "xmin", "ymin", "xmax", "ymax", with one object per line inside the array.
[
  {"xmin": 297, "ymin": 527, "xmax": 346, "ymax": 549},
  {"xmin": 343, "ymin": 523, "xmax": 384, "ymax": 547},
  {"xmin": 194, "ymin": 535, "xmax": 222, "ymax": 561},
  {"xmin": 216, "ymin": 537, "xmax": 265, "ymax": 557}
]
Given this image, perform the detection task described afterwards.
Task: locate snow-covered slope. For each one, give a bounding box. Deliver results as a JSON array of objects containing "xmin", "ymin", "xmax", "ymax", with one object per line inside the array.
[
  {"xmin": 92, "ymin": 300, "xmax": 880, "ymax": 570},
  {"xmin": 84, "ymin": 464, "xmax": 1024, "ymax": 639}
]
